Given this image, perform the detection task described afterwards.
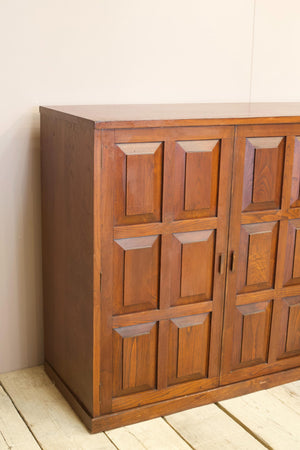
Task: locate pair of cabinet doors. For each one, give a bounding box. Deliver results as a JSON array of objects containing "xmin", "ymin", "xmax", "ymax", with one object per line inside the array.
[{"xmin": 100, "ymin": 123, "xmax": 300, "ymax": 414}]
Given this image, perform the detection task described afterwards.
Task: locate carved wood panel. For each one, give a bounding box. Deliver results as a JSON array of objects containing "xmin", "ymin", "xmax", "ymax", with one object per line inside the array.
[
  {"xmin": 113, "ymin": 322, "xmax": 158, "ymax": 397},
  {"xmin": 173, "ymin": 140, "xmax": 220, "ymax": 219},
  {"xmin": 113, "ymin": 235, "xmax": 160, "ymax": 315},
  {"xmin": 237, "ymin": 222, "xmax": 279, "ymax": 293},
  {"xmin": 113, "ymin": 142, "xmax": 163, "ymax": 225},
  {"xmin": 242, "ymin": 137, "xmax": 285, "ymax": 211},
  {"xmin": 168, "ymin": 314, "xmax": 211, "ymax": 385},
  {"xmin": 284, "ymin": 220, "xmax": 300, "ymax": 286},
  {"xmin": 277, "ymin": 297, "xmax": 300, "ymax": 358},
  {"xmin": 290, "ymin": 137, "xmax": 300, "ymax": 208},
  {"xmin": 231, "ymin": 301, "xmax": 273, "ymax": 369},
  {"xmin": 167, "ymin": 230, "xmax": 216, "ymax": 306}
]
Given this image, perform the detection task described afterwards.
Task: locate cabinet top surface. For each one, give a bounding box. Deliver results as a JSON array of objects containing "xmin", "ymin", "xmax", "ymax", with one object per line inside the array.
[{"xmin": 40, "ymin": 102, "xmax": 300, "ymax": 128}]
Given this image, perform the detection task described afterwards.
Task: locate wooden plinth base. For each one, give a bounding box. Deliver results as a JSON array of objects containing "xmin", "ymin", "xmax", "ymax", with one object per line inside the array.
[{"xmin": 45, "ymin": 362, "xmax": 300, "ymax": 434}]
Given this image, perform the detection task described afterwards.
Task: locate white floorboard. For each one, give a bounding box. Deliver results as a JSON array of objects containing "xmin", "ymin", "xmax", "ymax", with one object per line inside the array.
[
  {"xmin": 219, "ymin": 384, "xmax": 300, "ymax": 450},
  {"xmin": 0, "ymin": 366, "xmax": 299, "ymax": 449},
  {"xmin": 0, "ymin": 386, "xmax": 40, "ymax": 449},
  {"xmin": 165, "ymin": 403, "xmax": 264, "ymax": 450},
  {"xmin": 107, "ymin": 417, "xmax": 191, "ymax": 450},
  {"xmin": 0, "ymin": 367, "xmax": 114, "ymax": 450}
]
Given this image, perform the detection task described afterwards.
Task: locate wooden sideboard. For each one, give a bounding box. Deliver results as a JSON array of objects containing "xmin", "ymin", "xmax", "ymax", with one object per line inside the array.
[{"xmin": 40, "ymin": 103, "xmax": 300, "ymax": 433}]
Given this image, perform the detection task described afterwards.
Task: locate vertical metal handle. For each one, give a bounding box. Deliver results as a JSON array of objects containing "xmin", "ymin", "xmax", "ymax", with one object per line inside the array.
[
  {"xmin": 230, "ymin": 251, "xmax": 236, "ymax": 272},
  {"xmin": 219, "ymin": 253, "xmax": 225, "ymax": 274}
]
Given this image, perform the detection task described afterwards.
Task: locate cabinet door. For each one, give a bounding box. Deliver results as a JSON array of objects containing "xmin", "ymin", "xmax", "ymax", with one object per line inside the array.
[
  {"xmin": 99, "ymin": 126, "xmax": 234, "ymax": 414},
  {"xmin": 221, "ymin": 125, "xmax": 300, "ymax": 385}
]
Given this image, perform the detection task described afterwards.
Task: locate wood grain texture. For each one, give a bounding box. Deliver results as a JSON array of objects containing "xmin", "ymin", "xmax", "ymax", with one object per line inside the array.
[
  {"xmin": 219, "ymin": 384, "xmax": 300, "ymax": 450},
  {"xmin": 275, "ymin": 296, "xmax": 300, "ymax": 358},
  {"xmin": 112, "ymin": 302, "xmax": 213, "ymax": 327},
  {"xmin": 177, "ymin": 230, "xmax": 215, "ymax": 300},
  {"xmin": 114, "ymin": 142, "xmax": 163, "ymax": 225},
  {"xmin": 115, "ymin": 125, "xmax": 233, "ymax": 143},
  {"xmin": 40, "ymin": 103, "xmax": 300, "ymax": 129},
  {"xmin": 290, "ymin": 136, "xmax": 300, "ymax": 208},
  {"xmin": 237, "ymin": 222, "xmax": 278, "ymax": 293},
  {"xmin": 169, "ymin": 314, "xmax": 211, "ymax": 382},
  {"xmin": 269, "ymin": 379, "xmax": 300, "ymax": 414},
  {"xmin": 113, "ymin": 323, "xmax": 158, "ymax": 397},
  {"xmin": 0, "ymin": 433, "xmax": 8, "ymax": 450},
  {"xmin": 237, "ymin": 301, "xmax": 273, "ymax": 366},
  {"xmin": 286, "ymin": 302, "xmax": 300, "ymax": 353},
  {"xmin": 93, "ymin": 129, "xmax": 101, "ymax": 416},
  {"xmin": 252, "ymin": 147, "xmax": 279, "ymax": 204},
  {"xmin": 114, "ymin": 217, "xmax": 218, "ymax": 238},
  {"xmin": 165, "ymin": 404, "xmax": 264, "ymax": 449},
  {"xmin": 185, "ymin": 150, "xmax": 212, "ymax": 210},
  {"xmin": 293, "ymin": 229, "xmax": 300, "ymax": 278},
  {"xmin": 284, "ymin": 220, "xmax": 300, "ymax": 285},
  {"xmin": 171, "ymin": 140, "xmax": 220, "ymax": 220},
  {"xmin": 113, "ymin": 235, "xmax": 160, "ymax": 314},
  {"xmin": 107, "ymin": 417, "xmax": 191, "ymax": 450},
  {"xmin": 178, "ymin": 139, "xmax": 219, "ymax": 215},
  {"xmin": 167, "ymin": 230, "xmax": 215, "ymax": 305},
  {"xmin": 126, "ymin": 154, "xmax": 154, "ymax": 215},
  {"xmin": 0, "ymin": 386, "xmax": 40, "ymax": 449},
  {"xmin": 0, "ymin": 367, "xmax": 115, "ymax": 448},
  {"xmin": 242, "ymin": 137, "xmax": 284, "ymax": 211},
  {"xmin": 247, "ymin": 229, "xmax": 273, "ymax": 285},
  {"xmin": 40, "ymin": 111, "xmax": 95, "ymax": 415},
  {"xmin": 98, "ymin": 129, "xmax": 115, "ymax": 415}
]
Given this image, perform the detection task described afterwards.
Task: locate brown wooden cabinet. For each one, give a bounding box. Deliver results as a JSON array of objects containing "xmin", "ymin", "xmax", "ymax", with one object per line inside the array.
[{"xmin": 40, "ymin": 104, "xmax": 300, "ymax": 433}]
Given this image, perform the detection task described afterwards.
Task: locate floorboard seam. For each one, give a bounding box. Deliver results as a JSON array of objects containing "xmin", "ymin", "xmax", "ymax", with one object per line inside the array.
[
  {"xmin": 0, "ymin": 381, "xmax": 43, "ymax": 449},
  {"xmin": 162, "ymin": 416, "xmax": 195, "ymax": 449},
  {"xmin": 103, "ymin": 431, "xmax": 120, "ymax": 449},
  {"xmin": 216, "ymin": 402, "xmax": 273, "ymax": 450},
  {"xmin": 0, "ymin": 429, "xmax": 10, "ymax": 449},
  {"xmin": 108, "ymin": 428, "xmax": 149, "ymax": 449}
]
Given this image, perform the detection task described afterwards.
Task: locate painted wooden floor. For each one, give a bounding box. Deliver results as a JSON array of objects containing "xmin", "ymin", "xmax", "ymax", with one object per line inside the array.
[{"xmin": 0, "ymin": 366, "xmax": 299, "ymax": 449}]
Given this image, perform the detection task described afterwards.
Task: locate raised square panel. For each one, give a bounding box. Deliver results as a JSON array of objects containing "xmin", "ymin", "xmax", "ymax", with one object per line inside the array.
[
  {"xmin": 113, "ymin": 235, "xmax": 160, "ymax": 315},
  {"xmin": 113, "ymin": 322, "xmax": 157, "ymax": 396},
  {"xmin": 242, "ymin": 137, "xmax": 285, "ymax": 211},
  {"xmin": 277, "ymin": 297, "xmax": 300, "ymax": 358},
  {"xmin": 174, "ymin": 140, "xmax": 220, "ymax": 219},
  {"xmin": 169, "ymin": 230, "xmax": 215, "ymax": 306},
  {"xmin": 286, "ymin": 302, "xmax": 300, "ymax": 353},
  {"xmin": 247, "ymin": 230, "xmax": 272, "ymax": 285},
  {"xmin": 237, "ymin": 222, "xmax": 278, "ymax": 293},
  {"xmin": 126, "ymin": 153, "xmax": 154, "ymax": 215},
  {"xmin": 290, "ymin": 137, "xmax": 300, "ymax": 208},
  {"xmin": 284, "ymin": 219, "xmax": 300, "ymax": 286},
  {"xmin": 168, "ymin": 314, "xmax": 211, "ymax": 385},
  {"xmin": 231, "ymin": 301, "xmax": 273, "ymax": 369},
  {"xmin": 113, "ymin": 142, "xmax": 163, "ymax": 225}
]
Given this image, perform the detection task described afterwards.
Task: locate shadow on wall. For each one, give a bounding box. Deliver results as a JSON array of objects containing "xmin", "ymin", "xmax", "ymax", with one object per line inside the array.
[{"xmin": 0, "ymin": 109, "xmax": 44, "ymax": 373}]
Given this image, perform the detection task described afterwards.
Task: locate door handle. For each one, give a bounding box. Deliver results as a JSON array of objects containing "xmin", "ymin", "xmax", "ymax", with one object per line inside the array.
[
  {"xmin": 230, "ymin": 251, "xmax": 236, "ymax": 273},
  {"xmin": 219, "ymin": 253, "xmax": 225, "ymax": 274}
]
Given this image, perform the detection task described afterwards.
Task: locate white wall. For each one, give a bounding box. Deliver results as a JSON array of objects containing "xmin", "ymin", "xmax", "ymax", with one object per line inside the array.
[{"xmin": 1, "ymin": 0, "xmax": 300, "ymax": 372}]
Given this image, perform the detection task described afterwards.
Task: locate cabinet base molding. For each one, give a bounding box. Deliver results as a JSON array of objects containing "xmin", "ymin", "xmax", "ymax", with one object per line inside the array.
[{"xmin": 45, "ymin": 361, "xmax": 300, "ymax": 433}]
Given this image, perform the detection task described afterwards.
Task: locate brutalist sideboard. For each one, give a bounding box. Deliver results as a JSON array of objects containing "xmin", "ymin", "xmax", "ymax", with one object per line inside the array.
[{"xmin": 40, "ymin": 103, "xmax": 300, "ymax": 433}]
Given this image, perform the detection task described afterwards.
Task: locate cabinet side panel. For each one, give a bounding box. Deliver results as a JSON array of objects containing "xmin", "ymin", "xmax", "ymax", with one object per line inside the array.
[{"xmin": 41, "ymin": 112, "xmax": 94, "ymax": 415}]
